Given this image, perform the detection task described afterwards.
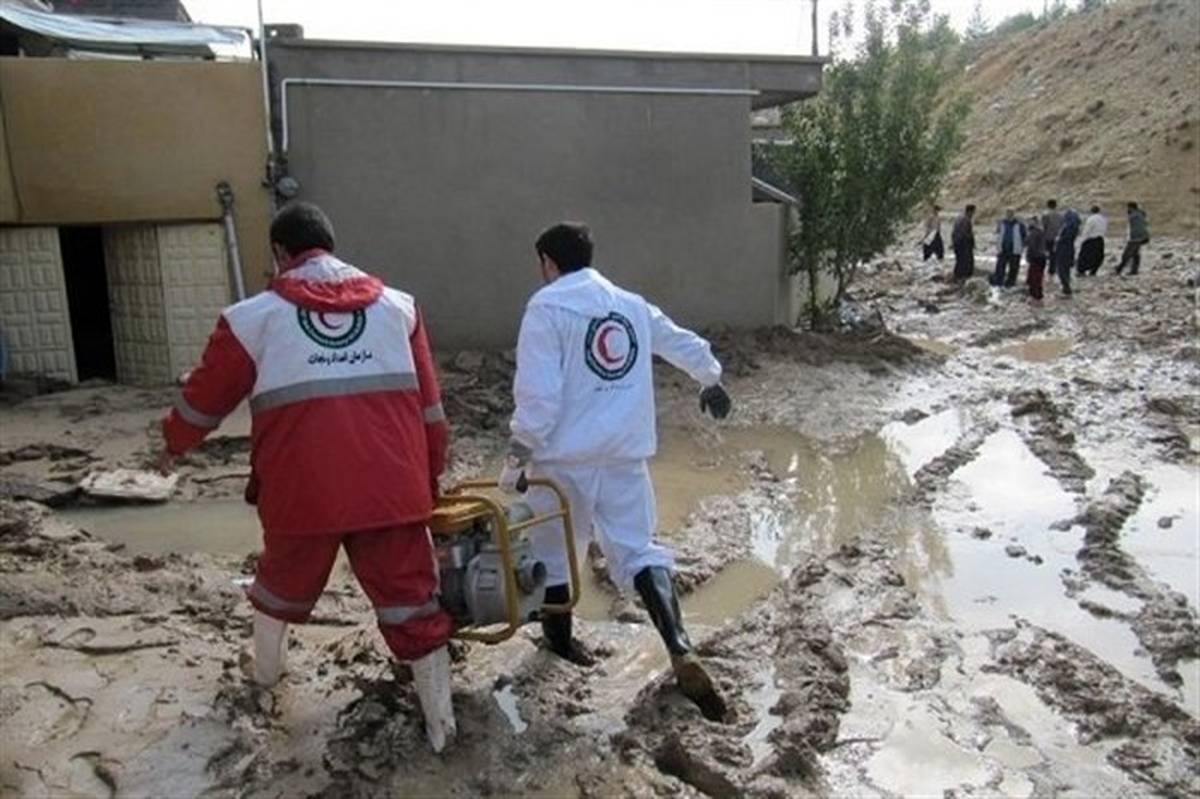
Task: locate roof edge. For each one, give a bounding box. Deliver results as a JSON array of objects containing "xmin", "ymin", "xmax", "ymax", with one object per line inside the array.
[{"xmin": 269, "ymin": 36, "xmax": 829, "ymax": 66}]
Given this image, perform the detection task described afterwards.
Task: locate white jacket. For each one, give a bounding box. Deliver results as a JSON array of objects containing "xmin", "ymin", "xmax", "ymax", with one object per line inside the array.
[
  {"xmin": 510, "ymin": 268, "xmax": 722, "ymax": 464},
  {"xmin": 1080, "ymin": 213, "xmax": 1108, "ymax": 242}
]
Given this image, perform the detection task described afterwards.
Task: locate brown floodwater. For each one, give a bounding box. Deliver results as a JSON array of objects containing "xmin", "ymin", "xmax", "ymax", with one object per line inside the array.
[{"xmin": 60, "ymin": 415, "xmax": 1196, "ymax": 714}]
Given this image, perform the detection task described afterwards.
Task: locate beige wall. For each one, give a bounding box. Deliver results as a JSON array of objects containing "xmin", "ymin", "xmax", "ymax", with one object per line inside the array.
[{"xmin": 0, "ymin": 58, "xmax": 271, "ymax": 292}]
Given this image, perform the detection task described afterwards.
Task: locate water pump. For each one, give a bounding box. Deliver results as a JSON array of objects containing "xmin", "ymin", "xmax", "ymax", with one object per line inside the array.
[{"xmin": 429, "ymin": 479, "xmax": 580, "ymax": 644}]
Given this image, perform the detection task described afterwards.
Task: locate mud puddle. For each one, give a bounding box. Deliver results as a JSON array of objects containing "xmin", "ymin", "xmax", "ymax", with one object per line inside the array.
[
  {"xmin": 681, "ymin": 559, "xmax": 779, "ymax": 627},
  {"xmin": 929, "ymin": 429, "xmax": 1183, "ymax": 698},
  {"xmin": 881, "ymin": 407, "xmax": 965, "ymax": 478},
  {"xmin": 492, "ymin": 683, "xmax": 529, "ymax": 734},
  {"xmin": 994, "ymin": 336, "xmax": 1074, "ymax": 362},
  {"xmin": 60, "ymin": 500, "xmax": 259, "ymax": 555},
  {"xmin": 1121, "ymin": 462, "xmax": 1200, "ymax": 602},
  {"xmin": 905, "ymin": 336, "xmax": 960, "ymax": 357},
  {"xmin": 740, "ymin": 416, "xmax": 1192, "ymax": 709},
  {"xmin": 56, "ymin": 419, "xmax": 1189, "ymax": 713}
]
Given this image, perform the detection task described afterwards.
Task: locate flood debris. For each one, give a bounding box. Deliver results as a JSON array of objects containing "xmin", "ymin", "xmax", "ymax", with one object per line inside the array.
[{"xmin": 79, "ymin": 469, "xmax": 178, "ymax": 503}]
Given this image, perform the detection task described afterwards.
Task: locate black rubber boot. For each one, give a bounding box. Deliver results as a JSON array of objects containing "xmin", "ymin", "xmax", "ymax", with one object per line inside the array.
[
  {"xmin": 541, "ymin": 584, "xmax": 595, "ymax": 666},
  {"xmin": 633, "ymin": 567, "xmax": 728, "ymax": 722}
]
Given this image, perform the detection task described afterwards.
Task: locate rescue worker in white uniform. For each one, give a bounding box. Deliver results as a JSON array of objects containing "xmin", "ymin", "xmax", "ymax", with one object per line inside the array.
[{"xmin": 499, "ymin": 222, "xmax": 732, "ymax": 720}]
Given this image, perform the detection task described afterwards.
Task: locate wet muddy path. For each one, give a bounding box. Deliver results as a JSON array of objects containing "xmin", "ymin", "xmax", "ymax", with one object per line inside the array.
[{"xmin": 2, "ymin": 241, "xmax": 1198, "ymax": 797}]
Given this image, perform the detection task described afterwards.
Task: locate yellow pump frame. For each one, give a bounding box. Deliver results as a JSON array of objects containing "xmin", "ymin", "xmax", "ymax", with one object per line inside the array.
[{"xmin": 431, "ymin": 478, "xmax": 580, "ymax": 644}]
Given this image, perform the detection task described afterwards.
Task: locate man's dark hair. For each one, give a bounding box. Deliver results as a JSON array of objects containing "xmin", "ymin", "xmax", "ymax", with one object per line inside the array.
[
  {"xmin": 1047, "ymin": 199, "xmax": 1058, "ymax": 209},
  {"xmin": 1127, "ymin": 201, "xmax": 1139, "ymax": 211},
  {"xmin": 270, "ymin": 202, "xmax": 336, "ymax": 255},
  {"xmin": 965, "ymin": 204, "xmax": 976, "ymax": 214},
  {"xmin": 1090, "ymin": 205, "xmax": 1101, "ymax": 213},
  {"xmin": 535, "ymin": 223, "xmax": 593, "ymax": 273}
]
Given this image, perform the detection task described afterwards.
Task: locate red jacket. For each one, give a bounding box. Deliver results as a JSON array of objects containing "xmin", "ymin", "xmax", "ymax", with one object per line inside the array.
[{"xmin": 163, "ymin": 250, "xmax": 449, "ymax": 536}]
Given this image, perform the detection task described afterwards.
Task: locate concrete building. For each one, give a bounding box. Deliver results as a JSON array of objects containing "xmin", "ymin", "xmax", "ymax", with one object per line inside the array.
[
  {"xmin": 0, "ymin": 12, "xmax": 822, "ymax": 387},
  {"xmin": 266, "ymin": 38, "xmax": 822, "ymax": 349},
  {"xmin": 0, "ymin": 5, "xmax": 270, "ymax": 386}
]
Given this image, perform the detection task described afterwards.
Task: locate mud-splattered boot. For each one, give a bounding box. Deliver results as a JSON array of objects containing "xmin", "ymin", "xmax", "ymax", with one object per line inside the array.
[
  {"xmin": 541, "ymin": 584, "xmax": 596, "ymax": 666},
  {"xmin": 252, "ymin": 610, "xmax": 288, "ymax": 686},
  {"xmin": 410, "ymin": 645, "xmax": 457, "ymax": 753},
  {"xmin": 633, "ymin": 566, "xmax": 728, "ymax": 722}
]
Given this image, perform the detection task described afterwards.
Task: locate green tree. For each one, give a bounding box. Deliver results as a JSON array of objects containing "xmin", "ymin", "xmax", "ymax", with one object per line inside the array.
[
  {"xmin": 765, "ymin": 0, "xmax": 969, "ymax": 329},
  {"xmin": 966, "ymin": 0, "xmax": 990, "ymax": 40},
  {"xmin": 1044, "ymin": 0, "xmax": 1070, "ymax": 22},
  {"xmin": 993, "ymin": 12, "xmax": 1039, "ymax": 37}
]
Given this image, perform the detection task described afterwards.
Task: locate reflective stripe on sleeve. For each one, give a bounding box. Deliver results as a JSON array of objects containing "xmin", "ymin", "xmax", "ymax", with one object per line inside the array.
[
  {"xmin": 250, "ymin": 373, "xmax": 419, "ymax": 414},
  {"xmin": 375, "ymin": 598, "xmax": 441, "ymax": 626},
  {"xmin": 174, "ymin": 394, "xmax": 224, "ymax": 429},
  {"xmin": 423, "ymin": 403, "xmax": 445, "ymax": 424}
]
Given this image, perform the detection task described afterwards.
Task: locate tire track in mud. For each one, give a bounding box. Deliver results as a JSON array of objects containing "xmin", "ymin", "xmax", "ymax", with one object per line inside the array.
[
  {"xmin": 998, "ymin": 390, "xmax": 1199, "ymax": 687},
  {"xmin": 1008, "ymin": 388, "xmax": 1096, "ymax": 494},
  {"xmin": 985, "ymin": 623, "xmax": 1200, "ymax": 798},
  {"xmin": 909, "ymin": 420, "xmax": 998, "ymax": 504},
  {"xmin": 579, "ymin": 550, "xmax": 858, "ymax": 798},
  {"xmin": 1069, "ymin": 472, "xmax": 1200, "ymax": 689}
]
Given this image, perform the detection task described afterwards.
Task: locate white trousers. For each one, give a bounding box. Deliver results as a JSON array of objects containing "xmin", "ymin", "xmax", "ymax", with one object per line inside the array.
[{"xmin": 525, "ymin": 459, "xmax": 674, "ymax": 591}]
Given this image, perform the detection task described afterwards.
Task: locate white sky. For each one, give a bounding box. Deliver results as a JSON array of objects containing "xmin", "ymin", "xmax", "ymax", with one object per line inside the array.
[{"xmin": 185, "ymin": 0, "xmax": 1047, "ymax": 56}]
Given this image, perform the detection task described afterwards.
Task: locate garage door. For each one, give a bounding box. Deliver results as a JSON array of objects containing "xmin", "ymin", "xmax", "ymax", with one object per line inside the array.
[{"xmin": 0, "ymin": 227, "xmax": 77, "ymax": 382}]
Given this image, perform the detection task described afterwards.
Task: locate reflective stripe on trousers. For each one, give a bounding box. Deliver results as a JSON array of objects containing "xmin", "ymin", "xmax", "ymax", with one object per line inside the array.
[
  {"xmin": 249, "ymin": 580, "xmax": 318, "ymax": 614},
  {"xmin": 376, "ymin": 598, "xmax": 442, "ymax": 626}
]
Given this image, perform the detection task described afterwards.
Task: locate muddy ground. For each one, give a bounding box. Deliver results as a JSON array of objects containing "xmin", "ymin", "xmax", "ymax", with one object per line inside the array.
[{"xmin": 1, "ymin": 241, "xmax": 1198, "ymax": 798}]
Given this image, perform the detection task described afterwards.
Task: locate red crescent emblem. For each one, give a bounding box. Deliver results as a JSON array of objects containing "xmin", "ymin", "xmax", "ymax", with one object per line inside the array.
[
  {"xmin": 597, "ymin": 325, "xmax": 623, "ymax": 365},
  {"xmin": 317, "ymin": 312, "xmax": 344, "ymax": 330}
]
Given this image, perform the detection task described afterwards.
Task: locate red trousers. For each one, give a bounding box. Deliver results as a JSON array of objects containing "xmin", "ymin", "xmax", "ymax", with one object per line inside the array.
[
  {"xmin": 1026, "ymin": 257, "xmax": 1046, "ymax": 300},
  {"xmin": 248, "ymin": 522, "xmax": 453, "ymax": 661}
]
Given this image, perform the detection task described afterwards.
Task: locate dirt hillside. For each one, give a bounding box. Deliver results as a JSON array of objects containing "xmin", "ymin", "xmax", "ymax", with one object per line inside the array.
[{"xmin": 942, "ymin": 0, "xmax": 1200, "ymax": 235}]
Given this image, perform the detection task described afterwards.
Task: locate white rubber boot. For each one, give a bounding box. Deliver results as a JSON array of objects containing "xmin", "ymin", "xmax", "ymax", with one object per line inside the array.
[
  {"xmin": 253, "ymin": 610, "xmax": 288, "ymax": 686},
  {"xmin": 410, "ymin": 645, "xmax": 456, "ymax": 753}
]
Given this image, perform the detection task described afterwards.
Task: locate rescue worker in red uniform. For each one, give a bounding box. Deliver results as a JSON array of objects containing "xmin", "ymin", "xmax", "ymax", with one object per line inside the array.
[{"xmin": 158, "ymin": 202, "xmax": 457, "ymax": 752}]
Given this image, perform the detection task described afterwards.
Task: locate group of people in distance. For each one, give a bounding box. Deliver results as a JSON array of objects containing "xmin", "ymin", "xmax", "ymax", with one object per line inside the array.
[{"xmin": 922, "ymin": 200, "xmax": 1151, "ymax": 305}]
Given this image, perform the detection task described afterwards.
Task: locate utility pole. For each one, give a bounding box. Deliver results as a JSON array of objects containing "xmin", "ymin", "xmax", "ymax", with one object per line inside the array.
[{"xmin": 812, "ymin": 0, "xmax": 819, "ymax": 56}]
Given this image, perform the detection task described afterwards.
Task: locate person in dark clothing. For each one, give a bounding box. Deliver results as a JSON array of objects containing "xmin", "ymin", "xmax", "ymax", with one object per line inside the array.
[
  {"xmin": 952, "ymin": 204, "xmax": 976, "ymax": 281},
  {"xmin": 1115, "ymin": 202, "xmax": 1150, "ymax": 275},
  {"xmin": 991, "ymin": 208, "xmax": 1027, "ymax": 288},
  {"xmin": 1025, "ymin": 216, "xmax": 1048, "ymax": 303},
  {"xmin": 922, "ymin": 205, "xmax": 945, "ymax": 262},
  {"xmin": 1054, "ymin": 207, "xmax": 1081, "ymax": 296},
  {"xmin": 1042, "ymin": 199, "xmax": 1063, "ymax": 278}
]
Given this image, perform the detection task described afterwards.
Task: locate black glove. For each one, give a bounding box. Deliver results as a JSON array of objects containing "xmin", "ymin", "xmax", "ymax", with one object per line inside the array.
[{"xmin": 699, "ymin": 385, "xmax": 732, "ymax": 420}]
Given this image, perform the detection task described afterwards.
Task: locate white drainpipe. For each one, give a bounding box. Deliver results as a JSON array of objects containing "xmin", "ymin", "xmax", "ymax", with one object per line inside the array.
[{"xmin": 216, "ymin": 181, "xmax": 247, "ymax": 302}]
